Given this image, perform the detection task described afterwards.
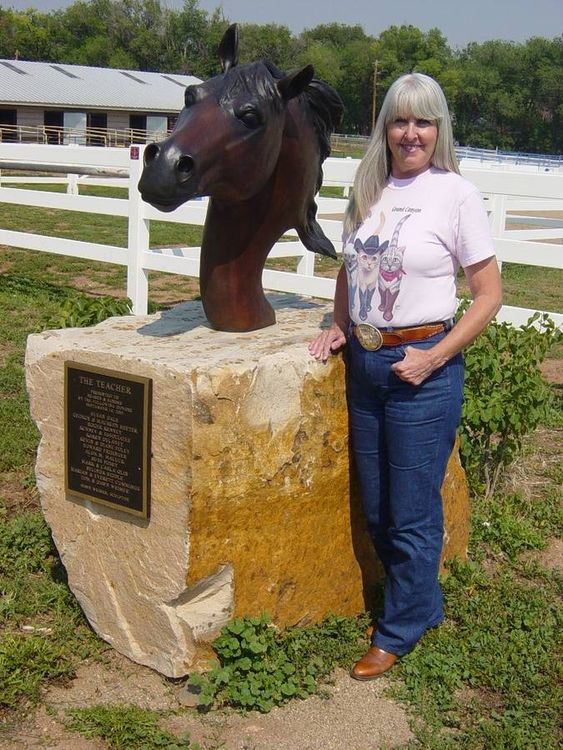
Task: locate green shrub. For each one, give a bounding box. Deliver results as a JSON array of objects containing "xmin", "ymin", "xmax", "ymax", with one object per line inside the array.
[
  {"xmin": 186, "ymin": 612, "xmax": 368, "ymax": 713},
  {"xmin": 47, "ymin": 294, "xmax": 133, "ymax": 328},
  {"xmin": 460, "ymin": 308, "xmax": 560, "ymax": 496}
]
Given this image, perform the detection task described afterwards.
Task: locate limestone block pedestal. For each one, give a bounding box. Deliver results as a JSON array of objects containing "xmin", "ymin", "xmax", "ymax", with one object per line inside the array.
[{"xmin": 25, "ymin": 296, "xmax": 469, "ymax": 678}]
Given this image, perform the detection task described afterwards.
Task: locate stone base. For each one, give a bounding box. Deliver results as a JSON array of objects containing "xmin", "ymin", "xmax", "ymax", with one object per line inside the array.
[{"xmin": 25, "ymin": 296, "xmax": 469, "ymax": 678}]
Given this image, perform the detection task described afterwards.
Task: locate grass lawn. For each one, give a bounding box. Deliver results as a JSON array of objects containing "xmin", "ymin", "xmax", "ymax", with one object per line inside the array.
[
  {"xmin": 0, "ymin": 185, "xmax": 561, "ymax": 749},
  {"xmin": 1, "ymin": 184, "xmax": 561, "ymax": 312}
]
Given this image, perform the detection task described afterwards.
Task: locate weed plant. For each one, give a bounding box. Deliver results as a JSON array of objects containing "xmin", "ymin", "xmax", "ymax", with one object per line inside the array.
[
  {"xmin": 47, "ymin": 294, "xmax": 133, "ymax": 328},
  {"xmin": 65, "ymin": 704, "xmax": 198, "ymax": 750},
  {"xmin": 187, "ymin": 612, "xmax": 369, "ymax": 712},
  {"xmin": 458, "ymin": 304, "xmax": 561, "ymax": 497}
]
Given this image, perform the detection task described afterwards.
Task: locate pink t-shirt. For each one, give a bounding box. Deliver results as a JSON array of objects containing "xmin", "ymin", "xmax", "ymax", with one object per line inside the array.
[{"xmin": 344, "ymin": 167, "xmax": 495, "ymax": 327}]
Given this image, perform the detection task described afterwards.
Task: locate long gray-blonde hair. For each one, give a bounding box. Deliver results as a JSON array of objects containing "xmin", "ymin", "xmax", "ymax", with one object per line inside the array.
[{"xmin": 344, "ymin": 73, "xmax": 459, "ymax": 236}]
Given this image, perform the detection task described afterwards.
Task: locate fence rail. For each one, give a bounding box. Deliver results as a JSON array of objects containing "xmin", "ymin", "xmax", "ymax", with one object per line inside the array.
[
  {"xmin": 456, "ymin": 146, "xmax": 562, "ymax": 170},
  {"xmin": 0, "ymin": 142, "xmax": 561, "ymax": 328},
  {"xmin": 0, "ymin": 124, "xmax": 165, "ymax": 148}
]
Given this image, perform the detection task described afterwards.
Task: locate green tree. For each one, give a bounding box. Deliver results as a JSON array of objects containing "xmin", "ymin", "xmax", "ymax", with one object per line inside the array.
[
  {"xmin": 454, "ymin": 37, "xmax": 562, "ymax": 151},
  {"xmin": 237, "ymin": 22, "xmax": 295, "ymax": 70},
  {"xmin": 299, "ymin": 22, "xmax": 368, "ymax": 49},
  {"xmin": 374, "ymin": 25, "xmax": 453, "ymax": 113},
  {"xmin": 522, "ymin": 36, "xmax": 562, "ymax": 151},
  {"xmin": 160, "ymin": 0, "xmax": 220, "ymax": 76},
  {"xmin": 0, "ymin": 8, "xmax": 63, "ymax": 61},
  {"xmin": 339, "ymin": 38, "xmax": 378, "ymax": 133},
  {"xmin": 297, "ymin": 40, "xmax": 342, "ymax": 87},
  {"xmin": 54, "ymin": 0, "xmax": 118, "ymax": 67},
  {"xmin": 295, "ymin": 23, "xmax": 377, "ymax": 133}
]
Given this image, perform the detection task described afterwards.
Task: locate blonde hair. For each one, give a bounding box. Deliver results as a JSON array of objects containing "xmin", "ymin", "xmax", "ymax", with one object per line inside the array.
[{"xmin": 344, "ymin": 73, "xmax": 459, "ymax": 235}]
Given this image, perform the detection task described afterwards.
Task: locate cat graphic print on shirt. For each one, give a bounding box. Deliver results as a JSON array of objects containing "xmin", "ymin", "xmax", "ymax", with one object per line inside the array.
[
  {"xmin": 343, "ymin": 168, "xmax": 496, "ymax": 329},
  {"xmin": 343, "ymin": 211, "xmax": 385, "ymax": 317},
  {"xmin": 377, "ymin": 213, "xmax": 410, "ymax": 321}
]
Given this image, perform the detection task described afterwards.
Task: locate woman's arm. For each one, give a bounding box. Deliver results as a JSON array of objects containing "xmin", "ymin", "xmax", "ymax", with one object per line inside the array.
[
  {"xmin": 308, "ymin": 264, "xmax": 350, "ymax": 361},
  {"xmin": 392, "ymin": 256, "xmax": 503, "ymax": 385}
]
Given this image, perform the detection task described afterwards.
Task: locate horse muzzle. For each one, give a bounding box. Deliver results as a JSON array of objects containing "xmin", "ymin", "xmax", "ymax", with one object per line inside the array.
[{"xmin": 138, "ymin": 141, "xmax": 199, "ymax": 210}]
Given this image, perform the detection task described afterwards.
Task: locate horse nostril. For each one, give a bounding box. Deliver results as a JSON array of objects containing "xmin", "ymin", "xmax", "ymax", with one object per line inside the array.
[
  {"xmin": 144, "ymin": 143, "xmax": 159, "ymax": 165},
  {"xmin": 177, "ymin": 155, "xmax": 194, "ymax": 183}
]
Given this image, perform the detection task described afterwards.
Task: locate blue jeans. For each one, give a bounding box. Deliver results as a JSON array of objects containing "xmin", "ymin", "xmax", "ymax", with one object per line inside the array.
[{"xmin": 347, "ymin": 330, "xmax": 464, "ymax": 656}]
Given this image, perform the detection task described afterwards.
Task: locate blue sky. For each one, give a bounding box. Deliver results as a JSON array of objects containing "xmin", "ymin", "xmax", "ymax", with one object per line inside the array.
[{"xmin": 5, "ymin": 0, "xmax": 562, "ymax": 48}]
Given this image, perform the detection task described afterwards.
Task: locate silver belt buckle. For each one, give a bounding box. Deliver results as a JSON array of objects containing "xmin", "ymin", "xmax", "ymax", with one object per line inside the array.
[{"xmin": 355, "ymin": 324, "xmax": 383, "ymax": 351}]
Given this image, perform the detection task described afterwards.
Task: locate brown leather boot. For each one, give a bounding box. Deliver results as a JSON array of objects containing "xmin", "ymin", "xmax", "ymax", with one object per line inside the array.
[{"xmin": 350, "ymin": 646, "xmax": 398, "ymax": 680}]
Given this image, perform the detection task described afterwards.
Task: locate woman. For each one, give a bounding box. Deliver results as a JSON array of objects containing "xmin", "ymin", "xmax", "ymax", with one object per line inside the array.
[{"xmin": 309, "ymin": 73, "xmax": 502, "ymax": 679}]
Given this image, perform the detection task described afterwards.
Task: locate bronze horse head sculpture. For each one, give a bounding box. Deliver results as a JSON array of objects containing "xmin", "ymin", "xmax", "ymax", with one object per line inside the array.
[{"xmin": 138, "ymin": 24, "xmax": 343, "ymax": 331}]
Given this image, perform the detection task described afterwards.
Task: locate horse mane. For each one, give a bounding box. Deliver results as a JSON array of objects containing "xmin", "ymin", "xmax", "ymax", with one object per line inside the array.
[
  {"xmin": 218, "ymin": 59, "xmax": 344, "ymax": 260},
  {"xmin": 221, "ymin": 61, "xmax": 285, "ymax": 114},
  {"xmin": 260, "ymin": 61, "xmax": 343, "ymax": 193}
]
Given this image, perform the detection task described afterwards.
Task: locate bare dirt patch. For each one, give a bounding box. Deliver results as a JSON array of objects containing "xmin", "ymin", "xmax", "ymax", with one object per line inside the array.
[
  {"xmin": 1, "ymin": 654, "xmax": 412, "ymax": 750},
  {"xmin": 455, "ymin": 685, "xmax": 505, "ymax": 712},
  {"xmin": 0, "ymin": 707, "xmax": 105, "ymax": 750},
  {"xmin": 541, "ymin": 356, "xmax": 563, "ymax": 385},
  {"xmin": 0, "ymin": 342, "xmax": 17, "ymax": 369},
  {"xmin": 0, "ymin": 471, "xmax": 39, "ymax": 515},
  {"xmin": 45, "ymin": 652, "xmax": 177, "ymax": 713},
  {"xmin": 530, "ymin": 537, "xmax": 563, "ymax": 572},
  {"xmin": 65, "ymin": 276, "xmax": 123, "ymax": 298},
  {"xmin": 503, "ymin": 426, "xmax": 561, "ymax": 501},
  {"xmin": 65, "ymin": 271, "xmax": 200, "ymax": 308},
  {"xmin": 164, "ymin": 669, "xmax": 413, "ymax": 750},
  {"xmin": 509, "ymin": 210, "xmax": 563, "ymax": 220}
]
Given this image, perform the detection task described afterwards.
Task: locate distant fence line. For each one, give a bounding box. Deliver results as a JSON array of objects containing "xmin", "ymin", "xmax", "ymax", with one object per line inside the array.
[
  {"xmin": 0, "ymin": 142, "xmax": 561, "ymax": 329},
  {"xmin": 0, "ymin": 124, "xmax": 166, "ymax": 148},
  {"xmin": 331, "ymin": 133, "xmax": 562, "ymax": 170},
  {"xmin": 1, "ymin": 123, "xmax": 561, "ymax": 172}
]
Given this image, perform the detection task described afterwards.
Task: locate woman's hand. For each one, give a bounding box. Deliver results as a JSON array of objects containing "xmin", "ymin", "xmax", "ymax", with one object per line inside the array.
[
  {"xmin": 391, "ymin": 345, "xmax": 446, "ymax": 385},
  {"xmin": 392, "ymin": 257, "xmax": 502, "ymax": 385},
  {"xmin": 308, "ymin": 324, "xmax": 347, "ymax": 362}
]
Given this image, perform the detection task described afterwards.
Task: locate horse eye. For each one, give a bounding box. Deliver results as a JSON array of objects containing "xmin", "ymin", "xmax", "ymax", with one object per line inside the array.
[
  {"xmin": 236, "ymin": 107, "xmax": 263, "ymax": 129},
  {"xmin": 184, "ymin": 87, "xmax": 198, "ymax": 107}
]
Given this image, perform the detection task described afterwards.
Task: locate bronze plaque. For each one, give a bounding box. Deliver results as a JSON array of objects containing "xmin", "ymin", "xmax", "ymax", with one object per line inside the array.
[{"xmin": 65, "ymin": 363, "xmax": 152, "ymax": 519}]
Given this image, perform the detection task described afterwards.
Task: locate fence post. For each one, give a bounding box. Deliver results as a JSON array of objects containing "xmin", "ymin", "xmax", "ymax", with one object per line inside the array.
[
  {"xmin": 127, "ymin": 144, "xmax": 149, "ymax": 315},
  {"xmin": 296, "ymin": 244, "xmax": 316, "ymax": 277},
  {"xmin": 67, "ymin": 173, "xmax": 78, "ymax": 195},
  {"xmin": 343, "ymin": 156, "xmax": 352, "ymax": 197}
]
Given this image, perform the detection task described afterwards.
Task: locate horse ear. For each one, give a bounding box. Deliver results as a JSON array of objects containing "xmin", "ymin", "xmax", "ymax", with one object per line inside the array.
[
  {"xmin": 277, "ymin": 64, "xmax": 315, "ymax": 101},
  {"xmin": 219, "ymin": 23, "xmax": 239, "ymax": 72}
]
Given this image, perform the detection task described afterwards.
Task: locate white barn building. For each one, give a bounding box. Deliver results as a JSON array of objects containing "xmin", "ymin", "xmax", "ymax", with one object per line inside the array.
[{"xmin": 0, "ymin": 59, "xmax": 201, "ymax": 145}]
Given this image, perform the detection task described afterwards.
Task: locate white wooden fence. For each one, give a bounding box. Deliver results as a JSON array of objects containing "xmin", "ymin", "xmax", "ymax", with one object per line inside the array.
[{"xmin": 0, "ymin": 142, "xmax": 561, "ymax": 328}]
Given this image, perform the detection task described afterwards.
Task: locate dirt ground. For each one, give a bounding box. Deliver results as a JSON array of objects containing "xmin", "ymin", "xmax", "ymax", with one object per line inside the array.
[
  {"xmin": 4, "ymin": 536, "xmax": 561, "ymax": 750},
  {"xmin": 1, "ymin": 653, "xmax": 413, "ymax": 750}
]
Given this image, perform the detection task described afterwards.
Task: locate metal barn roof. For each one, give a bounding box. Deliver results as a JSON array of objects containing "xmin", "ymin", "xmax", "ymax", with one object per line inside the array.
[{"xmin": 0, "ymin": 59, "xmax": 201, "ymax": 112}]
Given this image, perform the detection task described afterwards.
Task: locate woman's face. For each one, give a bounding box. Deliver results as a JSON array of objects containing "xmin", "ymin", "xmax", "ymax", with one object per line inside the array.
[{"xmin": 386, "ymin": 115, "xmax": 438, "ymax": 179}]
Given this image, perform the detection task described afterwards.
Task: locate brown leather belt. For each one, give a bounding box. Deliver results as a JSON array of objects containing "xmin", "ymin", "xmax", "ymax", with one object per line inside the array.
[{"xmin": 352, "ymin": 322, "xmax": 447, "ymax": 351}]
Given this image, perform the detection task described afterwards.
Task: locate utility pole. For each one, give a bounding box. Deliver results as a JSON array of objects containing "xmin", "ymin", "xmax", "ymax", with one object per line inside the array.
[{"xmin": 371, "ymin": 60, "xmax": 379, "ymax": 132}]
